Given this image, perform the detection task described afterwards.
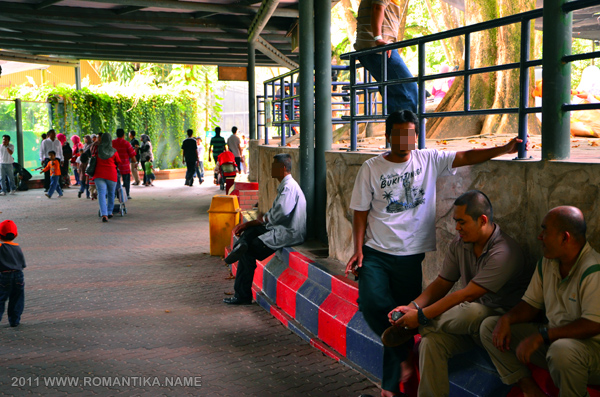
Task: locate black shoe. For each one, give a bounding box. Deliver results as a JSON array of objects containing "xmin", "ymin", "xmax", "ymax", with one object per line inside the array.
[
  {"xmin": 44, "ymin": 189, "xmax": 48, "ymax": 192},
  {"xmin": 381, "ymin": 325, "xmax": 418, "ymax": 347},
  {"xmin": 78, "ymin": 191, "xmax": 82, "ymax": 198},
  {"xmin": 102, "ymin": 216, "xmax": 108, "ymax": 223},
  {"xmin": 107, "ymin": 214, "xmax": 113, "ymax": 219},
  {"xmin": 223, "ymin": 297, "xmax": 252, "ymax": 305},
  {"xmin": 224, "ymin": 240, "xmax": 248, "ymax": 264},
  {"xmin": 9, "ymin": 323, "xmax": 19, "ymax": 327}
]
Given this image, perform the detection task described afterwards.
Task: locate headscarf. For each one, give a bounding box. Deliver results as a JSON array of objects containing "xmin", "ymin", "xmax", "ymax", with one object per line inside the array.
[
  {"xmin": 71, "ymin": 135, "xmax": 80, "ymax": 146},
  {"xmin": 57, "ymin": 133, "xmax": 67, "ymax": 145},
  {"xmin": 98, "ymin": 133, "xmax": 117, "ymax": 160},
  {"xmin": 82, "ymin": 135, "xmax": 92, "ymax": 152},
  {"xmin": 141, "ymin": 134, "xmax": 150, "ymax": 143}
]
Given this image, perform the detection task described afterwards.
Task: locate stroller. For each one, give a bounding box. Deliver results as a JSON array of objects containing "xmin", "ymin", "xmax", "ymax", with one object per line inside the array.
[{"xmin": 98, "ymin": 175, "xmax": 128, "ymax": 217}]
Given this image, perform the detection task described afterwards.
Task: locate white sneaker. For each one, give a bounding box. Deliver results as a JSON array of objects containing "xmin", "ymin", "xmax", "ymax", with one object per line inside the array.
[
  {"xmin": 0, "ymin": 192, "xmax": 5, "ymax": 196},
  {"xmin": 10, "ymin": 190, "xmax": 16, "ymax": 195}
]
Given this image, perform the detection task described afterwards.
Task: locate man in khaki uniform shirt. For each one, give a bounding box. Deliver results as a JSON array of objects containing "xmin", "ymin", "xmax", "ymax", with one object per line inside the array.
[
  {"xmin": 386, "ymin": 190, "xmax": 531, "ymax": 397},
  {"xmin": 481, "ymin": 206, "xmax": 600, "ymax": 397}
]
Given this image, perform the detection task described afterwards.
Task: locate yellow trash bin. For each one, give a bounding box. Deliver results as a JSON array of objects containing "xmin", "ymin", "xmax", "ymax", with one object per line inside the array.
[{"xmin": 208, "ymin": 195, "xmax": 241, "ymax": 257}]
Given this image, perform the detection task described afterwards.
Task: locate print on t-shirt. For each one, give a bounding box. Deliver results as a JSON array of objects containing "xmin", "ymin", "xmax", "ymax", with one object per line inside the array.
[{"xmin": 381, "ymin": 167, "xmax": 424, "ymax": 213}]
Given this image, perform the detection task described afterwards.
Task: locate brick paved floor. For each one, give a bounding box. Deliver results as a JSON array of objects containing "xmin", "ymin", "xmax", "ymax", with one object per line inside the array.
[{"xmin": 0, "ymin": 179, "xmax": 380, "ymax": 397}]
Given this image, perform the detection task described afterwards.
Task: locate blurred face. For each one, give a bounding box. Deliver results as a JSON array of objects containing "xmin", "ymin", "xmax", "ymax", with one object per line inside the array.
[
  {"xmin": 2, "ymin": 136, "xmax": 8, "ymax": 146},
  {"xmin": 453, "ymin": 204, "xmax": 483, "ymax": 243},
  {"xmin": 49, "ymin": 152, "xmax": 56, "ymax": 160},
  {"xmin": 129, "ymin": 132, "xmax": 134, "ymax": 140},
  {"xmin": 387, "ymin": 122, "xmax": 417, "ymax": 156},
  {"xmin": 49, "ymin": 131, "xmax": 56, "ymax": 140},
  {"xmin": 271, "ymin": 161, "xmax": 286, "ymax": 179},
  {"xmin": 538, "ymin": 213, "xmax": 565, "ymax": 259}
]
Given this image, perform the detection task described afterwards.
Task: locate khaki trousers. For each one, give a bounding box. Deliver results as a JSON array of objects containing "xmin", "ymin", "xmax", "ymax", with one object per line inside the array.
[
  {"xmin": 418, "ymin": 302, "xmax": 504, "ymax": 397},
  {"xmin": 131, "ymin": 162, "xmax": 140, "ymax": 184},
  {"xmin": 480, "ymin": 316, "xmax": 600, "ymax": 397}
]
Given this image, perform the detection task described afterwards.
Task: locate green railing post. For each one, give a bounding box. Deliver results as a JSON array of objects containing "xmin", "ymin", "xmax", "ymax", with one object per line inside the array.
[
  {"xmin": 248, "ymin": 41, "xmax": 257, "ymax": 141},
  {"xmin": 15, "ymin": 98, "xmax": 24, "ymax": 167},
  {"xmin": 541, "ymin": 0, "xmax": 572, "ymax": 160},
  {"xmin": 299, "ymin": 0, "xmax": 315, "ymax": 239},
  {"xmin": 314, "ymin": 0, "xmax": 332, "ymax": 243}
]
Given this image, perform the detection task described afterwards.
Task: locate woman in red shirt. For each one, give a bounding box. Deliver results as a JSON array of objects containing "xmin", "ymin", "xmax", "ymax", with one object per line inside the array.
[{"xmin": 93, "ymin": 133, "xmax": 121, "ymax": 223}]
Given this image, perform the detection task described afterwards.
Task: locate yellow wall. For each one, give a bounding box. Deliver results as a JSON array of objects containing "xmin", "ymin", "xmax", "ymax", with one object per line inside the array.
[{"xmin": 0, "ymin": 60, "xmax": 101, "ymax": 91}]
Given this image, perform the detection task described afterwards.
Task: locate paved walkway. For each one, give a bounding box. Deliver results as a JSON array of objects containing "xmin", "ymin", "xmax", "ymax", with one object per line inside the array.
[{"xmin": 0, "ymin": 179, "xmax": 379, "ymax": 396}]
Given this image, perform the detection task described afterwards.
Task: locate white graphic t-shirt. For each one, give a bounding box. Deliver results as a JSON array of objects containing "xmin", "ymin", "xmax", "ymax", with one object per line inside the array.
[{"xmin": 350, "ymin": 149, "xmax": 457, "ymax": 255}]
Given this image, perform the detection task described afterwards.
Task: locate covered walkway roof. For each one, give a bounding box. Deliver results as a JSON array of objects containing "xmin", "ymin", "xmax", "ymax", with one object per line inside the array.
[{"xmin": 0, "ymin": 0, "xmax": 333, "ymax": 68}]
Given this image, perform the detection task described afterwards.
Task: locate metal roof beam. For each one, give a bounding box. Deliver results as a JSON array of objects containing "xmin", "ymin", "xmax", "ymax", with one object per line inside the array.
[
  {"xmin": 0, "ymin": 50, "xmax": 79, "ymax": 66},
  {"xmin": 34, "ymin": 0, "xmax": 63, "ymax": 10},
  {"xmin": 114, "ymin": 6, "xmax": 145, "ymax": 15},
  {"xmin": 1, "ymin": 3, "xmax": 266, "ymax": 31},
  {"xmin": 0, "ymin": 31, "xmax": 267, "ymax": 49},
  {"xmin": 0, "ymin": 21, "xmax": 288, "ymax": 42},
  {"xmin": 248, "ymin": 0, "xmax": 280, "ymax": 43},
  {"xmin": 0, "ymin": 39, "xmax": 296, "ymax": 58},
  {"xmin": 79, "ymin": 0, "xmax": 298, "ymax": 18},
  {"xmin": 255, "ymin": 35, "xmax": 298, "ymax": 69}
]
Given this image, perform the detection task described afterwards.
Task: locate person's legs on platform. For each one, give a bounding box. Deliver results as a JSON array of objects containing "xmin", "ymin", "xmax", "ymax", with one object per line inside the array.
[
  {"xmin": 131, "ymin": 162, "xmax": 140, "ymax": 185},
  {"xmin": 357, "ymin": 52, "xmax": 418, "ymax": 114},
  {"xmin": 6, "ymin": 271, "xmax": 24, "ymax": 327}
]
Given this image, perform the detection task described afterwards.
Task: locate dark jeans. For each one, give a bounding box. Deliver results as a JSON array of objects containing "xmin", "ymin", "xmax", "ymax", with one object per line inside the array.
[
  {"xmin": 185, "ymin": 159, "xmax": 196, "ymax": 185},
  {"xmin": 60, "ymin": 162, "xmax": 70, "ymax": 186},
  {"xmin": 233, "ymin": 225, "xmax": 275, "ymax": 302},
  {"xmin": 43, "ymin": 158, "xmax": 50, "ymax": 190},
  {"xmin": 0, "ymin": 270, "xmax": 25, "ymax": 327},
  {"xmin": 234, "ymin": 157, "xmax": 241, "ymax": 171},
  {"xmin": 358, "ymin": 246, "xmax": 424, "ymax": 393},
  {"xmin": 79, "ymin": 179, "xmax": 90, "ymax": 198},
  {"xmin": 117, "ymin": 173, "xmax": 131, "ymax": 196},
  {"xmin": 357, "ymin": 50, "xmax": 418, "ymax": 114}
]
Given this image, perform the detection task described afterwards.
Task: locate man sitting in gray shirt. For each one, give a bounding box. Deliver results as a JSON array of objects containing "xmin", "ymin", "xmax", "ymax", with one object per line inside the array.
[
  {"xmin": 223, "ymin": 153, "xmax": 307, "ymax": 305},
  {"xmin": 384, "ymin": 190, "xmax": 534, "ymax": 397}
]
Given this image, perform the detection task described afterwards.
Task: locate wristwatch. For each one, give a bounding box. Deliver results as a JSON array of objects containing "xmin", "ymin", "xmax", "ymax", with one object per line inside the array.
[
  {"xmin": 417, "ymin": 308, "xmax": 430, "ymax": 326},
  {"xmin": 538, "ymin": 325, "xmax": 551, "ymax": 345}
]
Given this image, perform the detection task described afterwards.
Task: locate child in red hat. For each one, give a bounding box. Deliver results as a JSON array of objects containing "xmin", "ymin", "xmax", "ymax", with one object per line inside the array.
[{"xmin": 0, "ymin": 220, "xmax": 27, "ymax": 327}]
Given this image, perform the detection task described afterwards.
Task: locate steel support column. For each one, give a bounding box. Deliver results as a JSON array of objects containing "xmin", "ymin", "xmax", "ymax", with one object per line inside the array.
[
  {"xmin": 299, "ymin": 0, "xmax": 315, "ymax": 239},
  {"xmin": 248, "ymin": 41, "xmax": 257, "ymax": 140},
  {"xmin": 75, "ymin": 62, "xmax": 82, "ymax": 91},
  {"xmin": 15, "ymin": 98, "xmax": 24, "ymax": 167},
  {"xmin": 541, "ymin": 0, "xmax": 571, "ymax": 160},
  {"xmin": 314, "ymin": 0, "xmax": 331, "ymax": 243}
]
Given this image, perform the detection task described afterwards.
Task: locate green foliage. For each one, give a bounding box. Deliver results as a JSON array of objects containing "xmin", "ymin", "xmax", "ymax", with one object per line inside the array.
[
  {"xmin": 6, "ymin": 85, "xmax": 199, "ymax": 169},
  {"xmin": 571, "ymin": 39, "xmax": 596, "ymax": 88}
]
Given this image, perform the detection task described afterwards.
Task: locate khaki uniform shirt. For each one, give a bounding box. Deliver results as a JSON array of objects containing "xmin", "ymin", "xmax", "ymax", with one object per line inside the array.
[
  {"xmin": 354, "ymin": 0, "xmax": 404, "ymax": 51},
  {"xmin": 440, "ymin": 224, "xmax": 533, "ymax": 310},
  {"xmin": 523, "ymin": 242, "xmax": 600, "ymax": 340}
]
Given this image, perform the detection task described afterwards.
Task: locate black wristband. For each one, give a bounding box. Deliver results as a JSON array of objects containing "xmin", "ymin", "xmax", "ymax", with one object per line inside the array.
[
  {"xmin": 417, "ymin": 308, "xmax": 430, "ymax": 326},
  {"xmin": 539, "ymin": 325, "xmax": 551, "ymax": 345}
]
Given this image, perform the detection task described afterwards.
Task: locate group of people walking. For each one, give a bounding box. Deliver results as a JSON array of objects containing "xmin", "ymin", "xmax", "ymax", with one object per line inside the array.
[{"xmin": 38, "ymin": 129, "xmax": 155, "ymax": 222}]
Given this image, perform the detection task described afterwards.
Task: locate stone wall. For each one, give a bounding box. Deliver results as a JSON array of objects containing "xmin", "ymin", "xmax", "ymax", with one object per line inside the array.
[{"xmin": 257, "ymin": 145, "xmax": 600, "ymax": 285}]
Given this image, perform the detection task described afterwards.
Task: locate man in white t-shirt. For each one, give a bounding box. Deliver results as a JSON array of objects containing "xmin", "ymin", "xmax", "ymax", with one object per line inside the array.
[
  {"xmin": 346, "ymin": 110, "xmax": 525, "ymax": 397},
  {"xmin": 227, "ymin": 126, "xmax": 242, "ymax": 173},
  {"xmin": 0, "ymin": 135, "xmax": 17, "ymax": 195}
]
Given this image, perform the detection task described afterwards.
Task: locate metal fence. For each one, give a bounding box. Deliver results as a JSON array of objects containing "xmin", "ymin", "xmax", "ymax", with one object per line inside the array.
[{"xmin": 0, "ymin": 98, "xmax": 51, "ymax": 171}]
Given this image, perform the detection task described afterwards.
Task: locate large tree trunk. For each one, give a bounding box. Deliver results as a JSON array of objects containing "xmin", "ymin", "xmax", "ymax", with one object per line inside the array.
[
  {"xmin": 339, "ymin": 0, "xmax": 358, "ymax": 42},
  {"xmin": 427, "ymin": 0, "xmax": 497, "ymax": 139},
  {"xmin": 424, "ymin": 0, "xmax": 464, "ymax": 65},
  {"xmin": 427, "ymin": 0, "xmax": 539, "ymax": 139}
]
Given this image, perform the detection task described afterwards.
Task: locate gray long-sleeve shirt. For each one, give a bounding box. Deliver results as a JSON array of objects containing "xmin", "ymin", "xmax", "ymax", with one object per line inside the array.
[{"xmin": 259, "ymin": 174, "xmax": 307, "ymax": 250}]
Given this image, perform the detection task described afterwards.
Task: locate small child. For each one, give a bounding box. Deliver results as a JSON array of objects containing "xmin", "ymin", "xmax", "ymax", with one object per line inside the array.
[
  {"xmin": 144, "ymin": 160, "xmax": 155, "ymax": 186},
  {"xmin": 0, "ymin": 220, "xmax": 27, "ymax": 327},
  {"xmin": 40, "ymin": 151, "xmax": 63, "ymax": 198}
]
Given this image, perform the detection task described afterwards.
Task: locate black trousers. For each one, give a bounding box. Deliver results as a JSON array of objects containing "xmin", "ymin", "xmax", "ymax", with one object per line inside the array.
[
  {"xmin": 185, "ymin": 159, "xmax": 196, "ymax": 185},
  {"xmin": 43, "ymin": 158, "xmax": 50, "ymax": 190},
  {"xmin": 233, "ymin": 225, "xmax": 275, "ymax": 301}
]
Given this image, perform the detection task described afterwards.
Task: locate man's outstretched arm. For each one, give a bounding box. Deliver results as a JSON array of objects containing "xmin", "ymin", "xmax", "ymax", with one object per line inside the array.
[{"xmin": 452, "ymin": 137, "xmax": 525, "ymax": 168}]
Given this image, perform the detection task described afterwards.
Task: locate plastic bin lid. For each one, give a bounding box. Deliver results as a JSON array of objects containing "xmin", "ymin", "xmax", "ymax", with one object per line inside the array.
[{"xmin": 208, "ymin": 195, "xmax": 241, "ymax": 213}]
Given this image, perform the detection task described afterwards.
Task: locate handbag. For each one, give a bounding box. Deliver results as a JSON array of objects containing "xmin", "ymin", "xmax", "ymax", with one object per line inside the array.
[{"xmin": 86, "ymin": 155, "xmax": 97, "ymax": 177}]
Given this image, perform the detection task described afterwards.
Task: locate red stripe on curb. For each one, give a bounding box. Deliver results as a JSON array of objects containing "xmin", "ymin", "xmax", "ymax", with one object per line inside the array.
[{"xmin": 310, "ymin": 339, "xmax": 341, "ymax": 362}]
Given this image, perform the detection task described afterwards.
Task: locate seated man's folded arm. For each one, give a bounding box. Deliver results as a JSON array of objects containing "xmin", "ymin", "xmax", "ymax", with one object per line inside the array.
[{"xmin": 422, "ymin": 280, "xmax": 488, "ymax": 320}]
